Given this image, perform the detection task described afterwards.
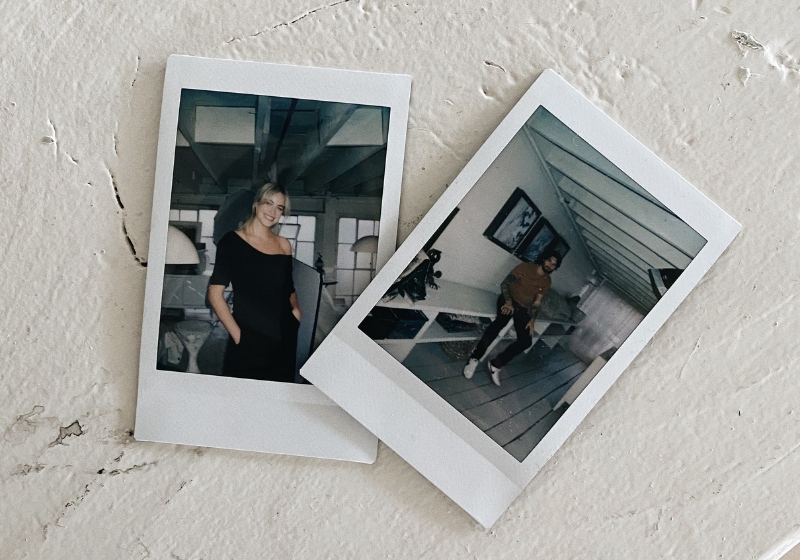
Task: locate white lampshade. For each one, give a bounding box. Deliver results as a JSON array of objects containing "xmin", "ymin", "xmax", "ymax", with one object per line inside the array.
[
  {"xmin": 350, "ymin": 235, "xmax": 379, "ymax": 253},
  {"xmin": 165, "ymin": 225, "xmax": 200, "ymax": 265}
]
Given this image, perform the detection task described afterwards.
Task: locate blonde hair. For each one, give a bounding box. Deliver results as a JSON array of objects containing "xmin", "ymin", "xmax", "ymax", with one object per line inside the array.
[{"xmin": 242, "ymin": 183, "xmax": 290, "ymax": 230}]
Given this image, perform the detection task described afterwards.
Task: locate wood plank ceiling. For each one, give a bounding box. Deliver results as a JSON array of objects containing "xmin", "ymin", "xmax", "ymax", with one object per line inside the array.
[{"xmin": 524, "ymin": 109, "xmax": 707, "ymax": 314}]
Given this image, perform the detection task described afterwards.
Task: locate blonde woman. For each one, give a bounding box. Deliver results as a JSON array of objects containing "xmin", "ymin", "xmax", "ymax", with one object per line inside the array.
[{"xmin": 208, "ymin": 183, "xmax": 301, "ymax": 382}]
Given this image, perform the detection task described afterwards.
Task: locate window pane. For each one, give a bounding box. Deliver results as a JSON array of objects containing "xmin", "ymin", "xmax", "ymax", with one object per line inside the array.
[
  {"xmin": 353, "ymin": 270, "xmax": 371, "ymax": 295},
  {"xmin": 357, "ymin": 220, "xmax": 373, "ymax": 239},
  {"xmin": 295, "ymin": 241, "xmax": 314, "ymax": 266},
  {"xmin": 336, "ymin": 270, "xmax": 354, "ymax": 296},
  {"xmin": 169, "ymin": 209, "xmax": 180, "ymax": 221},
  {"xmin": 355, "ymin": 251, "xmax": 373, "ymax": 269},
  {"xmin": 338, "ymin": 217, "xmax": 357, "ymax": 243},
  {"xmin": 198, "ymin": 210, "xmax": 216, "ymax": 238},
  {"xmin": 280, "ymin": 223, "xmax": 300, "ymax": 240},
  {"xmin": 337, "ymin": 244, "xmax": 354, "ymax": 269},
  {"xmin": 283, "ymin": 216, "xmax": 298, "ymax": 224},
  {"xmin": 179, "ymin": 209, "xmax": 197, "ymax": 222},
  {"xmin": 297, "ymin": 216, "xmax": 316, "ymax": 242},
  {"xmin": 374, "ymin": 220, "xmax": 380, "ymax": 236}
]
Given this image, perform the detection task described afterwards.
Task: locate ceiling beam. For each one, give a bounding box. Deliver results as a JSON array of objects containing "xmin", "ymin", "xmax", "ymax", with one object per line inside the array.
[
  {"xmin": 586, "ymin": 250, "xmax": 660, "ymax": 307},
  {"xmin": 527, "ymin": 118, "xmax": 667, "ymax": 210},
  {"xmin": 584, "ymin": 240, "xmax": 650, "ymax": 282},
  {"xmin": 170, "ymin": 193, "xmax": 229, "ymax": 208},
  {"xmin": 352, "ymin": 175, "xmax": 385, "ymax": 196},
  {"xmin": 544, "ymin": 145, "xmax": 706, "ymax": 257},
  {"xmin": 280, "ymin": 103, "xmax": 358, "ymax": 191},
  {"xmin": 577, "ymin": 219, "xmax": 674, "ymax": 271},
  {"xmin": 593, "ymin": 252, "xmax": 653, "ymax": 293},
  {"xmin": 571, "ymin": 203, "xmax": 689, "ymax": 269},
  {"xmin": 326, "ymin": 148, "xmax": 387, "ymax": 194},
  {"xmin": 575, "ymin": 213, "xmax": 680, "ymax": 271},
  {"xmin": 581, "ymin": 229, "xmax": 651, "ymax": 271},
  {"xmin": 268, "ymin": 99, "xmax": 298, "ymax": 175},
  {"xmin": 557, "ymin": 176, "xmax": 698, "ymax": 266},
  {"xmin": 252, "ymin": 96, "xmax": 270, "ymax": 186},
  {"xmin": 176, "ymin": 126, "xmax": 224, "ymax": 190},
  {"xmin": 302, "ymin": 146, "xmax": 385, "ymax": 194},
  {"xmin": 175, "ymin": 97, "xmax": 226, "ymax": 191}
]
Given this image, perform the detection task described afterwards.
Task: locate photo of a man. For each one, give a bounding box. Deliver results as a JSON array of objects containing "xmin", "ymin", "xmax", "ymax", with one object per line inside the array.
[
  {"xmin": 463, "ymin": 251, "xmax": 560, "ymax": 386},
  {"xmin": 357, "ymin": 105, "xmax": 707, "ymax": 462}
]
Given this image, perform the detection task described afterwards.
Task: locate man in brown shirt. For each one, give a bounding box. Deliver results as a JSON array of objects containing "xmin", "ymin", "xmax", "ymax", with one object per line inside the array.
[{"xmin": 463, "ymin": 251, "xmax": 561, "ymax": 386}]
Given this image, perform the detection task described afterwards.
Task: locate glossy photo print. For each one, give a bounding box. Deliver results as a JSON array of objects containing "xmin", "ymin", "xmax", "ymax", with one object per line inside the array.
[
  {"xmin": 301, "ymin": 70, "xmax": 740, "ymax": 526},
  {"xmin": 159, "ymin": 89, "xmax": 391, "ymax": 384},
  {"xmin": 135, "ymin": 55, "xmax": 411, "ymax": 462},
  {"xmin": 359, "ymin": 103, "xmax": 708, "ymax": 463}
]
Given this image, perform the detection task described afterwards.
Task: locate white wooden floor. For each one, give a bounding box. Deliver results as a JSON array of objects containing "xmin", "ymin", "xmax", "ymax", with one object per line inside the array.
[{"xmin": 402, "ymin": 340, "xmax": 587, "ymax": 461}]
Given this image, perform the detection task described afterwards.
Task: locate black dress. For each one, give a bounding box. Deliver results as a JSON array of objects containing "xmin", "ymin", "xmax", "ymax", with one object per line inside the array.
[{"xmin": 209, "ymin": 231, "xmax": 299, "ymax": 383}]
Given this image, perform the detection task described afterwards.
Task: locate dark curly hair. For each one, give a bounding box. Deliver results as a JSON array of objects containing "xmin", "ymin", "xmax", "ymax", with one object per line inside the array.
[{"xmin": 537, "ymin": 249, "xmax": 562, "ymax": 270}]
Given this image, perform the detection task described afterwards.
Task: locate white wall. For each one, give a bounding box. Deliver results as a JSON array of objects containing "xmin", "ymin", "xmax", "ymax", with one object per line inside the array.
[{"xmin": 431, "ymin": 128, "xmax": 595, "ymax": 296}]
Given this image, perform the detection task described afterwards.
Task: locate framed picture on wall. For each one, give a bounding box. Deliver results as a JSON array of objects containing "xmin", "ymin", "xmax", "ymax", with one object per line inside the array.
[
  {"xmin": 515, "ymin": 218, "xmax": 557, "ymax": 262},
  {"xmin": 483, "ymin": 187, "xmax": 541, "ymax": 253}
]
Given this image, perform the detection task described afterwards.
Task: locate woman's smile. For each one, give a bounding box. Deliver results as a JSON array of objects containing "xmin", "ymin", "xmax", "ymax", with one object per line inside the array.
[{"xmin": 260, "ymin": 208, "xmax": 279, "ymax": 224}]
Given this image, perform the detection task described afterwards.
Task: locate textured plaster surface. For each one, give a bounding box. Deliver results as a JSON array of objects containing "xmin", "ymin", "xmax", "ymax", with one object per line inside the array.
[{"xmin": 1, "ymin": 1, "xmax": 799, "ymax": 558}]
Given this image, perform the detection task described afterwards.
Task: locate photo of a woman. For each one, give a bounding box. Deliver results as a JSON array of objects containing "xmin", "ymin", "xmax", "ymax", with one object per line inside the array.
[{"xmin": 207, "ymin": 183, "xmax": 301, "ymax": 383}]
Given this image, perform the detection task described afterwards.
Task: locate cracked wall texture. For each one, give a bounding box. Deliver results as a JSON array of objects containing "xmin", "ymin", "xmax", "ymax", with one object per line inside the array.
[{"xmin": 1, "ymin": 1, "xmax": 799, "ymax": 558}]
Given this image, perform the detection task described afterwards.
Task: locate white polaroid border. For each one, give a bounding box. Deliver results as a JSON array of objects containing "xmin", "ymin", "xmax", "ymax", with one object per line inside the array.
[
  {"xmin": 301, "ymin": 70, "xmax": 741, "ymax": 523},
  {"xmin": 134, "ymin": 55, "xmax": 411, "ymax": 463}
]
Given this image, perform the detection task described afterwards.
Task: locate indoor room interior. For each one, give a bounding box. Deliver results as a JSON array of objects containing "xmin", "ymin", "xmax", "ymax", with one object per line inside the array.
[
  {"xmin": 364, "ymin": 107, "xmax": 707, "ymax": 461},
  {"xmin": 158, "ymin": 89, "xmax": 390, "ymax": 379}
]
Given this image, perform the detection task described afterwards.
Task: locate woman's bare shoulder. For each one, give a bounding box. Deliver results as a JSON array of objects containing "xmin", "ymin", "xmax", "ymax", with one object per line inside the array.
[{"xmin": 278, "ymin": 236, "xmax": 292, "ymax": 255}]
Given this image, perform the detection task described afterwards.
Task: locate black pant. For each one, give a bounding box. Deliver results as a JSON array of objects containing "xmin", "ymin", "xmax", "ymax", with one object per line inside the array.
[{"xmin": 470, "ymin": 295, "xmax": 533, "ymax": 368}]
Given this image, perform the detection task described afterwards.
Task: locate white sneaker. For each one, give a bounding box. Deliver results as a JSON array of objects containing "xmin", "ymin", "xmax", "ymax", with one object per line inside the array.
[
  {"xmin": 487, "ymin": 361, "xmax": 502, "ymax": 386},
  {"xmin": 463, "ymin": 358, "xmax": 479, "ymax": 379}
]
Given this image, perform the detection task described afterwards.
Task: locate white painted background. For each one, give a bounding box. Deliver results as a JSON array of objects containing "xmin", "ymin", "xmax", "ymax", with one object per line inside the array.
[{"xmin": 2, "ymin": 2, "xmax": 798, "ymax": 558}]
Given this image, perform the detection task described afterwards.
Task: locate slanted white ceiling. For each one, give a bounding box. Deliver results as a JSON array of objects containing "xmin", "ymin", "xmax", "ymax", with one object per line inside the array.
[{"xmin": 525, "ymin": 109, "xmax": 707, "ymax": 313}]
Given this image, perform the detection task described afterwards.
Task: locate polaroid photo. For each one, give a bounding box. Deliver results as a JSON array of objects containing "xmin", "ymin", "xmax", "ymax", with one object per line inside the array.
[
  {"xmin": 134, "ymin": 55, "xmax": 411, "ymax": 463},
  {"xmin": 301, "ymin": 70, "xmax": 741, "ymax": 524}
]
